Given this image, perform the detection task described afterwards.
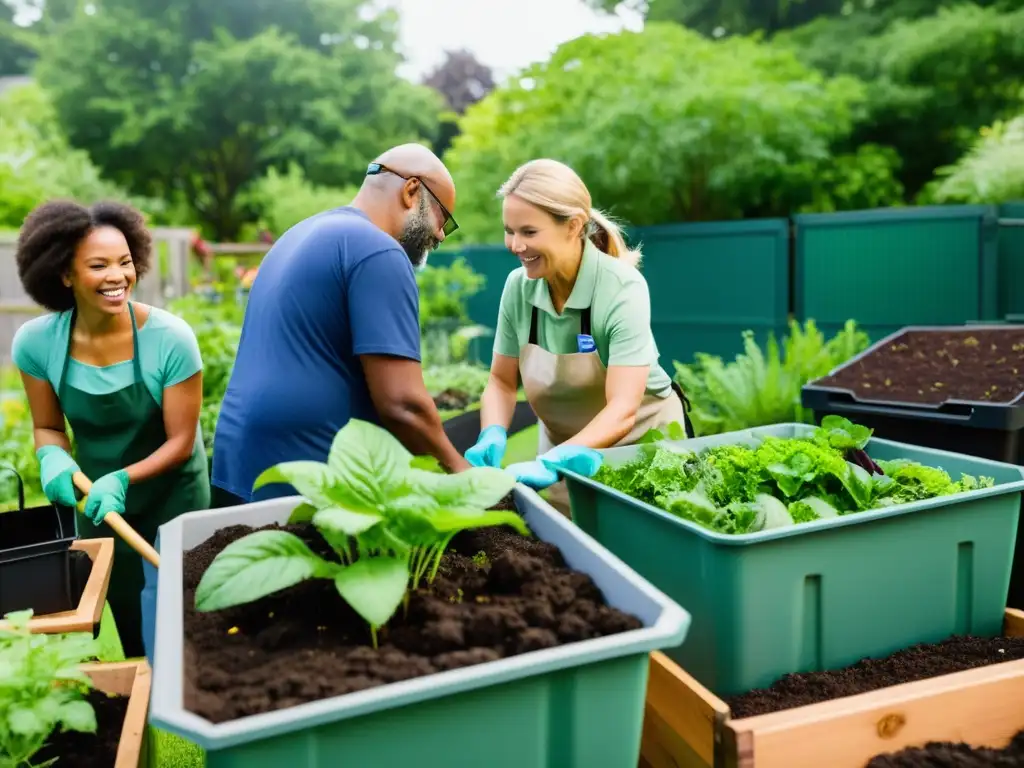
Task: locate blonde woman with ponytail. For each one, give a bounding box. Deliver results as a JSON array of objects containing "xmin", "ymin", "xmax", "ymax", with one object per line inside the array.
[{"xmin": 465, "ymin": 158, "xmax": 692, "ymax": 515}]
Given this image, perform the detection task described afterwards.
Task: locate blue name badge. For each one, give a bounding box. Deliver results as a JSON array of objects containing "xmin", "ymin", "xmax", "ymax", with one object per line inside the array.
[{"xmin": 577, "ymin": 334, "xmax": 597, "ymax": 353}]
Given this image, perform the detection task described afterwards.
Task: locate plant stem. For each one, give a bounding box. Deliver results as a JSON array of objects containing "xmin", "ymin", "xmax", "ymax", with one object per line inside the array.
[
  {"xmin": 370, "ymin": 625, "xmax": 378, "ymax": 650},
  {"xmin": 428, "ymin": 534, "xmax": 455, "ymax": 582}
]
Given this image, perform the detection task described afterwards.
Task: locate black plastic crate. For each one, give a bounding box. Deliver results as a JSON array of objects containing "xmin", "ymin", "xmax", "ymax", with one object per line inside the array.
[
  {"xmin": 0, "ymin": 467, "xmax": 82, "ymax": 618},
  {"xmin": 802, "ymin": 325, "xmax": 1024, "ymax": 609}
]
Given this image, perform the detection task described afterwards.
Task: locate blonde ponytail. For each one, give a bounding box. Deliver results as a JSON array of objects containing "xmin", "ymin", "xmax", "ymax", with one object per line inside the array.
[{"xmin": 588, "ymin": 208, "xmax": 642, "ymax": 269}]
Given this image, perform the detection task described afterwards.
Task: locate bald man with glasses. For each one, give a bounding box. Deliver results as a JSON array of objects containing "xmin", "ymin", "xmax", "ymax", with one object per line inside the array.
[{"xmin": 211, "ymin": 143, "xmax": 471, "ymax": 507}]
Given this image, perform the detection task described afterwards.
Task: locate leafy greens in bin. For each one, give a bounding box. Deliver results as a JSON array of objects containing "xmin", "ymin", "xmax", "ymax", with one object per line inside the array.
[
  {"xmin": 194, "ymin": 419, "xmax": 524, "ymax": 646},
  {"xmin": 592, "ymin": 416, "xmax": 995, "ymax": 535}
]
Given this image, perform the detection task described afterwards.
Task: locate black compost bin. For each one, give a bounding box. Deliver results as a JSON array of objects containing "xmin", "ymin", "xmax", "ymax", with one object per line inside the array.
[
  {"xmin": 0, "ymin": 465, "xmax": 82, "ymax": 618},
  {"xmin": 802, "ymin": 324, "xmax": 1024, "ymax": 609}
]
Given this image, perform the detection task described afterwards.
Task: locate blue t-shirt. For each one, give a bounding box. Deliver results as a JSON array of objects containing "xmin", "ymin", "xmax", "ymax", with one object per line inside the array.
[{"xmin": 212, "ymin": 207, "xmax": 421, "ymax": 502}]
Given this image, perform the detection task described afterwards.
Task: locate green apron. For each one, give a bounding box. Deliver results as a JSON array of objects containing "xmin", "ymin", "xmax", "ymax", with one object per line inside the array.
[{"xmin": 60, "ymin": 303, "xmax": 210, "ymax": 659}]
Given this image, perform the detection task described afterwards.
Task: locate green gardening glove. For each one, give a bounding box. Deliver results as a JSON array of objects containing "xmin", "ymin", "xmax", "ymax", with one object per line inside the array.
[
  {"xmin": 37, "ymin": 445, "xmax": 81, "ymax": 507},
  {"xmin": 83, "ymin": 470, "xmax": 129, "ymax": 524}
]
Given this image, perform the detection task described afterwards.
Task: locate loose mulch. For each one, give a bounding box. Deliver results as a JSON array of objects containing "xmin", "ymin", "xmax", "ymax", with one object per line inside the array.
[
  {"xmin": 725, "ymin": 634, "xmax": 1024, "ymax": 719},
  {"xmin": 818, "ymin": 329, "xmax": 1024, "ymax": 405},
  {"xmin": 182, "ymin": 494, "xmax": 642, "ymax": 723}
]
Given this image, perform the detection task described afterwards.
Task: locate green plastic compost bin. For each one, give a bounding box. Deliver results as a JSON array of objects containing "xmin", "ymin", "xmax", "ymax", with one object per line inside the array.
[
  {"xmin": 562, "ymin": 424, "xmax": 1024, "ymax": 697},
  {"xmin": 150, "ymin": 487, "xmax": 690, "ymax": 767}
]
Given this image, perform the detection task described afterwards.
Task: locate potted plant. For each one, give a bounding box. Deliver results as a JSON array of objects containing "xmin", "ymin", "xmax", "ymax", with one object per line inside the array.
[
  {"xmin": 151, "ymin": 419, "xmax": 690, "ymax": 767},
  {"xmin": 0, "ymin": 466, "xmax": 114, "ymax": 636},
  {"xmin": 0, "ymin": 609, "xmax": 152, "ymax": 767}
]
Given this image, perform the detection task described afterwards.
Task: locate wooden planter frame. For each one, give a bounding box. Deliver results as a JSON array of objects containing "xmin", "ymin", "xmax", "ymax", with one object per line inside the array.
[
  {"xmin": 0, "ymin": 538, "xmax": 114, "ymax": 634},
  {"xmin": 82, "ymin": 661, "xmax": 153, "ymax": 768},
  {"xmin": 641, "ymin": 607, "xmax": 1024, "ymax": 768}
]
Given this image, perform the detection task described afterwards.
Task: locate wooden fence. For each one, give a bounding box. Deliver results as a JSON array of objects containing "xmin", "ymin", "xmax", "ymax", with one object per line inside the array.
[{"xmin": 0, "ymin": 228, "xmax": 193, "ymax": 367}]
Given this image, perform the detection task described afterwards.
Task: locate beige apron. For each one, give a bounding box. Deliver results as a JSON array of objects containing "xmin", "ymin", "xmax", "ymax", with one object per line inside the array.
[{"xmin": 520, "ymin": 305, "xmax": 688, "ymax": 517}]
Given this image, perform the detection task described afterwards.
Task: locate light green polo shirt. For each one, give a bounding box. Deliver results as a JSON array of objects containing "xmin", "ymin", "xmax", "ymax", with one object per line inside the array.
[
  {"xmin": 12, "ymin": 306, "xmax": 203, "ymax": 406},
  {"xmin": 493, "ymin": 240, "xmax": 673, "ymax": 397}
]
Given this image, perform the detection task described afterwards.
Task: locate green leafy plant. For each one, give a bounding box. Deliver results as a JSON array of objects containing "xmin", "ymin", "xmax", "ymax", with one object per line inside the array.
[
  {"xmin": 195, "ymin": 419, "xmax": 526, "ymax": 645},
  {"xmin": 0, "ymin": 610, "xmax": 100, "ymax": 767},
  {"xmin": 593, "ymin": 418, "xmax": 993, "ymax": 535},
  {"xmin": 673, "ymin": 319, "xmax": 870, "ymax": 437}
]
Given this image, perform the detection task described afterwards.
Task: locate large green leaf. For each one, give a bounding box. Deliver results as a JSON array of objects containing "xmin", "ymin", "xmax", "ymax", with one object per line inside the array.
[
  {"xmin": 333, "ymin": 556, "xmax": 410, "ymax": 628},
  {"xmin": 252, "ymin": 461, "xmax": 336, "ymax": 506},
  {"xmin": 313, "ymin": 506, "xmax": 384, "ymax": 537},
  {"xmin": 425, "ymin": 507, "xmax": 530, "ymax": 536},
  {"xmin": 195, "ymin": 530, "xmax": 336, "ymax": 611},
  {"xmin": 404, "ymin": 465, "xmax": 515, "ymax": 509},
  {"xmin": 327, "ymin": 419, "xmax": 413, "ymax": 506}
]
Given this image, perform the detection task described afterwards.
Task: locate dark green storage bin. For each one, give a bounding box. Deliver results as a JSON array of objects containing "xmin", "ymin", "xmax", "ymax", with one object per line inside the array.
[
  {"xmin": 794, "ymin": 205, "xmax": 1001, "ymax": 341},
  {"xmin": 628, "ymin": 219, "xmax": 790, "ymax": 365},
  {"xmin": 562, "ymin": 425, "xmax": 1024, "ymax": 697}
]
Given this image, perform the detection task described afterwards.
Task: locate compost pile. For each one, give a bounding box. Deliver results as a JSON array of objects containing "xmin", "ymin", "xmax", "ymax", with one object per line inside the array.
[
  {"xmin": 432, "ymin": 387, "xmax": 473, "ymax": 412},
  {"xmin": 867, "ymin": 727, "xmax": 1024, "ymax": 767},
  {"xmin": 725, "ymin": 634, "xmax": 1024, "ymax": 718},
  {"xmin": 182, "ymin": 507, "xmax": 643, "ymax": 723},
  {"xmin": 593, "ymin": 416, "xmax": 994, "ymax": 534},
  {"xmin": 818, "ymin": 328, "xmax": 1024, "ymax": 405}
]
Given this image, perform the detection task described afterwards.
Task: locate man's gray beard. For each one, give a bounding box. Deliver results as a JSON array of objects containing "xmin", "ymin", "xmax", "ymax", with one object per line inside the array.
[{"xmin": 398, "ymin": 197, "xmax": 437, "ymax": 268}]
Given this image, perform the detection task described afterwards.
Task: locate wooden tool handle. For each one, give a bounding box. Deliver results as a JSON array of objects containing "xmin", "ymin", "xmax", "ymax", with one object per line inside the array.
[{"xmin": 73, "ymin": 472, "xmax": 160, "ymax": 568}]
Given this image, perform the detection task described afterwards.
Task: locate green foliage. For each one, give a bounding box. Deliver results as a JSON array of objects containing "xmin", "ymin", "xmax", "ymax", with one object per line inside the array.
[
  {"xmin": 926, "ymin": 114, "xmax": 1024, "ymax": 204},
  {"xmin": 0, "ymin": 609, "xmax": 100, "ymax": 767},
  {"xmin": 447, "ymin": 23, "xmax": 871, "ymax": 242},
  {"xmin": 593, "ymin": 419, "xmax": 994, "ymax": 535},
  {"xmin": 238, "ymin": 163, "xmax": 357, "ymax": 238},
  {"xmin": 194, "ymin": 419, "xmax": 524, "ymax": 644},
  {"xmin": 780, "ymin": 3, "xmax": 1024, "ymax": 197},
  {"xmin": 417, "ymin": 258, "xmax": 490, "ymax": 365},
  {"xmin": 0, "ymin": 83, "xmax": 137, "ymax": 229},
  {"xmin": 35, "ymin": 0, "xmax": 442, "ymax": 239},
  {"xmin": 673, "ymin": 319, "xmax": 870, "ymax": 437},
  {"xmin": 0, "ymin": 397, "xmax": 43, "ymax": 512}
]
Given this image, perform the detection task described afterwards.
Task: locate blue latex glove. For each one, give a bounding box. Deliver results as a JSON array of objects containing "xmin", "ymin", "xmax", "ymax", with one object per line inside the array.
[
  {"xmin": 37, "ymin": 445, "xmax": 81, "ymax": 507},
  {"xmin": 506, "ymin": 460, "xmax": 560, "ymax": 490},
  {"xmin": 539, "ymin": 444, "xmax": 604, "ymax": 478},
  {"xmin": 465, "ymin": 425, "xmax": 508, "ymax": 468},
  {"xmin": 83, "ymin": 469, "xmax": 129, "ymax": 524}
]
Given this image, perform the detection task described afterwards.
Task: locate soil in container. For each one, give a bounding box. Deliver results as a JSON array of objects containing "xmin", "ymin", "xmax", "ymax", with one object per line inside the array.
[
  {"xmin": 725, "ymin": 635, "xmax": 1024, "ymax": 718},
  {"xmin": 433, "ymin": 387, "xmax": 473, "ymax": 411},
  {"xmin": 867, "ymin": 727, "xmax": 1024, "ymax": 767},
  {"xmin": 182, "ymin": 496, "xmax": 643, "ymax": 723},
  {"xmin": 32, "ymin": 689, "xmax": 128, "ymax": 768},
  {"xmin": 817, "ymin": 328, "xmax": 1024, "ymax": 405}
]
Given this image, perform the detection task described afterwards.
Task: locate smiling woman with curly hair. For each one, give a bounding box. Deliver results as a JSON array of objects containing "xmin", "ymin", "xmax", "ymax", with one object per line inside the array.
[{"xmin": 12, "ymin": 199, "xmax": 210, "ymax": 662}]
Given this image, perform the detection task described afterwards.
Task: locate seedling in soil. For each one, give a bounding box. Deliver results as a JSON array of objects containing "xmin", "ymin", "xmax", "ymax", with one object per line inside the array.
[
  {"xmin": 0, "ymin": 609, "xmax": 100, "ymax": 767},
  {"xmin": 194, "ymin": 419, "xmax": 527, "ymax": 646}
]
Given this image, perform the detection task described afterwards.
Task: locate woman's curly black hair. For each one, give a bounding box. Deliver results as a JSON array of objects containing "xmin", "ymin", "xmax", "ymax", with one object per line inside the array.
[{"xmin": 16, "ymin": 200, "xmax": 153, "ymax": 312}]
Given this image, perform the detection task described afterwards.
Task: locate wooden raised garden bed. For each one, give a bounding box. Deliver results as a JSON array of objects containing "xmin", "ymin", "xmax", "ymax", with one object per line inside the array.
[
  {"xmin": 66, "ymin": 661, "xmax": 153, "ymax": 768},
  {"xmin": 640, "ymin": 607, "xmax": 1024, "ymax": 768},
  {"xmin": 0, "ymin": 537, "xmax": 114, "ymax": 634}
]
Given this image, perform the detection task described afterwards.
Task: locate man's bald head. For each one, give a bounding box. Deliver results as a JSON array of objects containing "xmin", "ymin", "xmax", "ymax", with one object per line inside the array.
[
  {"xmin": 355, "ymin": 142, "xmax": 456, "ymax": 268},
  {"xmin": 370, "ymin": 143, "xmax": 456, "ymax": 213}
]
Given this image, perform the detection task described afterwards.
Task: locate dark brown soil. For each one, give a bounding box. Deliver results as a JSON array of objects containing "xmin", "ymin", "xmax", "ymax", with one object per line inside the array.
[
  {"xmin": 33, "ymin": 689, "xmax": 127, "ymax": 767},
  {"xmin": 182, "ymin": 500, "xmax": 642, "ymax": 723},
  {"xmin": 867, "ymin": 728, "xmax": 1024, "ymax": 767},
  {"xmin": 818, "ymin": 328, "xmax": 1024, "ymax": 405},
  {"xmin": 726, "ymin": 635, "xmax": 1024, "ymax": 718},
  {"xmin": 433, "ymin": 387, "xmax": 473, "ymax": 411}
]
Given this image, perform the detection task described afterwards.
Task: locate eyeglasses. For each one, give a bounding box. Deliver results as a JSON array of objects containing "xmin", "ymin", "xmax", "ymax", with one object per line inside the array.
[{"xmin": 366, "ymin": 162, "xmax": 459, "ymax": 238}]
